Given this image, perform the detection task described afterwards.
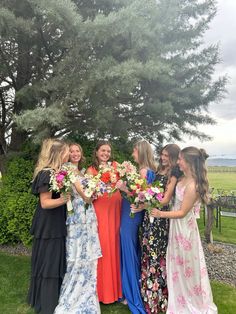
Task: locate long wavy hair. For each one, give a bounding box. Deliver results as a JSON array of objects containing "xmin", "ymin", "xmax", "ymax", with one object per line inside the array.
[
  {"xmin": 181, "ymin": 146, "xmax": 209, "ymax": 204},
  {"xmin": 91, "ymin": 140, "xmax": 113, "ymax": 170},
  {"xmin": 69, "ymin": 142, "xmax": 86, "ymax": 170},
  {"xmin": 157, "ymin": 144, "xmax": 180, "ymax": 176},
  {"xmin": 33, "ymin": 139, "xmax": 69, "ymax": 179},
  {"xmin": 133, "ymin": 140, "xmax": 157, "ymax": 172}
]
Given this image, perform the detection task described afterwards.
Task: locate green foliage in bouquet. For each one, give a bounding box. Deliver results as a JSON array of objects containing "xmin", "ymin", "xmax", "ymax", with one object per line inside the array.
[{"xmin": 0, "ymin": 157, "xmax": 36, "ymax": 245}]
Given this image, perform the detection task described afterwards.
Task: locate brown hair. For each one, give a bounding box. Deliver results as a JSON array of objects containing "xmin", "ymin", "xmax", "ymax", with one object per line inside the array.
[
  {"xmin": 91, "ymin": 140, "xmax": 112, "ymax": 170},
  {"xmin": 69, "ymin": 142, "xmax": 86, "ymax": 170},
  {"xmin": 33, "ymin": 139, "xmax": 69, "ymax": 179},
  {"xmin": 157, "ymin": 144, "xmax": 180, "ymax": 176},
  {"xmin": 181, "ymin": 146, "xmax": 209, "ymax": 204},
  {"xmin": 133, "ymin": 140, "xmax": 157, "ymax": 172}
]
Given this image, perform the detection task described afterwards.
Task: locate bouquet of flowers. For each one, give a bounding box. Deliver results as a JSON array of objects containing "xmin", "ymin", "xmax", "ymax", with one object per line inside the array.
[
  {"xmin": 116, "ymin": 161, "xmax": 147, "ymax": 217},
  {"xmin": 97, "ymin": 161, "xmax": 120, "ymax": 191},
  {"xmin": 49, "ymin": 163, "xmax": 77, "ymax": 215},
  {"xmin": 81, "ymin": 174, "xmax": 109, "ymax": 199},
  {"xmin": 135, "ymin": 183, "xmax": 164, "ymax": 222},
  {"xmin": 116, "ymin": 161, "xmax": 164, "ymax": 220}
]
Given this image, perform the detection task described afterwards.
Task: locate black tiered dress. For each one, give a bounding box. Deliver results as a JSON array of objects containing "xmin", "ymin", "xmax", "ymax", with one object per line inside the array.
[{"xmin": 27, "ymin": 169, "xmax": 67, "ymax": 314}]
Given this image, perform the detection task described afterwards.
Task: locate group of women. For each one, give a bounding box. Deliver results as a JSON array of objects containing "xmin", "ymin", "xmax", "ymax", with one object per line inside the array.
[{"xmin": 27, "ymin": 138, "xmax": 218, "ymax": 314}]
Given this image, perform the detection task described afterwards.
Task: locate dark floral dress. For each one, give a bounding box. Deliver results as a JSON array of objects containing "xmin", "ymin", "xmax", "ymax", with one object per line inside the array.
[{"xmin": 141, "ymin": 173, "xmax": 169, "ymax": 313}]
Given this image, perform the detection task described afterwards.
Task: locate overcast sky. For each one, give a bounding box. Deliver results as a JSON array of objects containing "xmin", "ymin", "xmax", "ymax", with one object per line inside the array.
[{"xmin": 178, "ymin": 0, "xmax": 236, "ymax": 156}]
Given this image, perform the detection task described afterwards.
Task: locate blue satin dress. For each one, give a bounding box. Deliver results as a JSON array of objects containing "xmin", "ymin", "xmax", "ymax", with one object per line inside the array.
[{"xmin": 120, "ymin": 169, "xmax": 155, "ymax": 314}]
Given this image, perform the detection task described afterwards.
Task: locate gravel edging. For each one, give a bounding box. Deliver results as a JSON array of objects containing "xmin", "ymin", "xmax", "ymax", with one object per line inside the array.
[
  {"xmin": 202, "ymin": 240, "xmax": 236, "ymax": 287},
  {"xmin": 0, "ymin": 243, "xmax": 31, "ymax": 256},
  {"xmin": 0, "ymin": 241, "xmax": 235, "ymax": 287}
]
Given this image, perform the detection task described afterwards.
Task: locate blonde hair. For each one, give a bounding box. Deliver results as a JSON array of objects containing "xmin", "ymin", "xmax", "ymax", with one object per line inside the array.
[
  {"xmin": 133, "ymin": 140, "xmax": 157, "ymax": 172},
  {"xmin": 181, "ymin": 146, "xmax": 209, "ymax": 204},
  {"xmin": 157, "ymin": 144, "xmax": 180, "ymax": 176},
  {"xmin": 69, "ymin": 142, "xmax": 86, "ymax": 170},
  {"xmin": 33, "ymin": 139, "xmax": 69, "ymax": 179}
]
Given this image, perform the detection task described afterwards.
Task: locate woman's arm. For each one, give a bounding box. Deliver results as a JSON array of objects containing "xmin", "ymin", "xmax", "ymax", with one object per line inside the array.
[
  {"xmin": 86, "ymin": 168, "xmax": 94, "ymax": 176},
  {"xmin": 152, "ymin": 183, "xmax": 198, "ymax": 219},
  {"xmin": 74, "ymin": 181, "xmax": 92, "ymax": 203},
  {"xmin": 40, "ymin": 191, "xmax": 69, "ymax": 209},
  {"xmin": 139, "ymin": 168, "xmax": 147, "ymax": 179},
  {"xmin": 160, "ymin": 176, "xmax": 178, "ymax": 205}
]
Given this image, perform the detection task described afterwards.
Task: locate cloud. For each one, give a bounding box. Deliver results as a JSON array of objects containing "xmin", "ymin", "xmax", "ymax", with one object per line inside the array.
[{"xmin": 203, "ymin": 0, "xmax": 236, "ymax": 122}]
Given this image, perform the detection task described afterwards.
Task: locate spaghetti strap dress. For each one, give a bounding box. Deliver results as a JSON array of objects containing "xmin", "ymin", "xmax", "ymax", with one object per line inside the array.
[{"xmin": 166, "ymin": 182, "xmax": 217, "ymax": 313}]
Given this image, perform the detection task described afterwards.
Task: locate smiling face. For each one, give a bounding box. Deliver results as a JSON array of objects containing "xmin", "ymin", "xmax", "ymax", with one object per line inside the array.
[
  {"xmin": 177, "ymin": 153, "xmax": 189, "ymax": 173},
  {"xmin": 160, "ymin": 149, "xmax": 170, "ymax": 168},
  {"xmin": 96, "ymin": 144, "xmax": 111, "ymax": 164},
  {"xmin": 69, "ymin": 144, "xmax": 82, "ymax": 165}
]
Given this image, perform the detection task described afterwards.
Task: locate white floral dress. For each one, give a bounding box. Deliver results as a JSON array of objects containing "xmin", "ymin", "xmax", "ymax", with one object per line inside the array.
[
  {"xmin": 166, "ymin": 183, "xmax": 217, "ymax": 314},
  {"xmin": 54, "ymin": 176, "xmax": 102, "ymax": 314}
]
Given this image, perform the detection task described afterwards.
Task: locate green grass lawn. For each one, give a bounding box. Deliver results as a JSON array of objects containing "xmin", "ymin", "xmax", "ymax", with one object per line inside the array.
[
  {"xmin": 198, "ymin": 211, "xmax": 236, "ymax": 244},
  {"xmin": 0, "ymin": 252, "xmax": 235, "ymax": 314},
  {"xmin": 1, "ymin": 169, "xmax": 235, "ymax": 313},
  {"xmin": 199, "ymin": 170, "xmax": 236, "ymax": 244}
]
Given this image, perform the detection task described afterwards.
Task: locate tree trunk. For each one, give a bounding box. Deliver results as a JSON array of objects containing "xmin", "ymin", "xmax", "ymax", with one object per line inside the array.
[{"xmin": 204, "ymin": 202, "xmax": 215, "ymax": 243}]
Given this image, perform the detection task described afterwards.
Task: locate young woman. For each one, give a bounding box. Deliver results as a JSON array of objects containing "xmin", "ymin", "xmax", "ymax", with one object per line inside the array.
[
  {"xmin": 152, "ymin": 147, "xmax": 217, "ymax": 313},
  {"xmin": 28, "ymin": 140, "xmax": 70, "ymax": 314},
  {"xmin": 68, "ymin": 142, "xmax": 86, "ymax": 172},
  {"xmin": 54, "ymin": 142, "xmax": 102, "ymax": 313},
  {"xmin": 87, "ymin": 140, "xmax": 122, "ymax": 304},
  {"xmin": 120, "ymin": 140, "xmax": 157, "ymax": 314},
  {"xmin": 139, "ymin": 144, "xmax": 181, "ymax": 313}
]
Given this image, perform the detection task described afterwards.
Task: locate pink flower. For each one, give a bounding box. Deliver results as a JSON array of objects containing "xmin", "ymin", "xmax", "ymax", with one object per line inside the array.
[
  {"xmin": 184, "ymin": 267, "xmax": 194, "ymax": 278},
  {"xmin": 193, "ymin": 285, "xmax": 206, "ymax": 296},
  {"xmin": 150, "ymin": 266, "xmax": 156, "ymax": 274},
  {"xmin": 172, "ymin": 271, "xmax": 179, "ymax": 283},
  {"xmin": 175, "ymin": 234, "xmax": 192, "ymax": 251},
  {"xmin": 152, "ymin": 282, "xmax": 159, "ymax": 291},
  {"xmin": 177, "ymin": 295, "xmax": 186, "ymax": 307},
  {"xmin": 176, "ymin": 255, "xmax": 184, "ymax": 266},
  {"xmin": 137, "ymin": 192, "xmax": 146, "ymax": 202},
  {"xmin": 56, "ymin": 174, "xmax": 66, "ymax": 182},
  {"xmin": 147, "ymin": 188, "xmax": 155, "ymax": 196},
  {"xmin": 156, "ymin": 193, "xmax": 163, "ymax": 201}
]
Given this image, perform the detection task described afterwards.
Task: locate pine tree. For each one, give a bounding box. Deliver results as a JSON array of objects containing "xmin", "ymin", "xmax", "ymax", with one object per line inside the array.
[{"xmin": 1, "ymin": 0, "xmax": 226, "ymax": 150}]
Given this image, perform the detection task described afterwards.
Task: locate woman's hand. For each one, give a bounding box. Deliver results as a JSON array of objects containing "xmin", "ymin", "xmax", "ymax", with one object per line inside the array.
[
  {"xmin": 60, "ymin": 192, "xmax": 71, "ymax": 205},
  {"xmin": 130, "ymin": 203, "xmax": 145, "ymax": 213},
  {"xmin": 83, "ymin": 196, "xmax": 92, "ymax": 204},
  {"xmin": 116, "ymin": 180, "xmax": 128, "ymax": 193},
  {"xmin": 150, "ymin": 208, "xmax": 162, "ymax": 218}
]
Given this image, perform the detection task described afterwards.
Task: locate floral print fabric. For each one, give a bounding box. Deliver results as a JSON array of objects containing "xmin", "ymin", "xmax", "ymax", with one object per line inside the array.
[
  {"xmin": 141, "ymin": 173, "xmax": 169, "ymax": 313},
  {"xmin": 54, "ymin": 176, "xmax": 102, "ymax": 314},
  {"xmin": 166, "ymin": 183, "xmax": 217, "ymax": 314}
]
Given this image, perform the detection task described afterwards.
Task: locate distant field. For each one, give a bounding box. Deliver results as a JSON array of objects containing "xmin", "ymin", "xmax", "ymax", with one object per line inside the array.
[
  {"xmin": 208, "ymin": 166, "xmax": 236, "ymax": 173},
  {"xmin": 208, "ymin": 168, "xmax": 236, "ymax": 191}
]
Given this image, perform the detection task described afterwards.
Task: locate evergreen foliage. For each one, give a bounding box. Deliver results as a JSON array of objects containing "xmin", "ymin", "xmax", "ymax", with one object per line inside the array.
[
  {"xmin": 0, "ymin": 0, "xmax": 226, "ymax": 151},
  {"xmin": 0, "ymin": 156, "xmax": 36, "ymax": 245}
]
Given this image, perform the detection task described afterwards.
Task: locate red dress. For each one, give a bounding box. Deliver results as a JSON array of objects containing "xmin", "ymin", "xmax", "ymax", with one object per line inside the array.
[{"xmin": 87, "ymin": 162, "xmax": 122, "ymax": 303}]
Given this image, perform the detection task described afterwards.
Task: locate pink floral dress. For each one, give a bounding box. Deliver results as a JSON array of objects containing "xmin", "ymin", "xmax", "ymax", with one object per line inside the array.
[{"xmin": 166, "ymin": 183, "xmax": 217, "ymax": 314}]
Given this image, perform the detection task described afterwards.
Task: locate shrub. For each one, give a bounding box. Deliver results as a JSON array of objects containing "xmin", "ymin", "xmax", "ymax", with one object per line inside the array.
[{"xmin": 0, "ymin": 157, "xmax": 37, "ymax": 245}]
